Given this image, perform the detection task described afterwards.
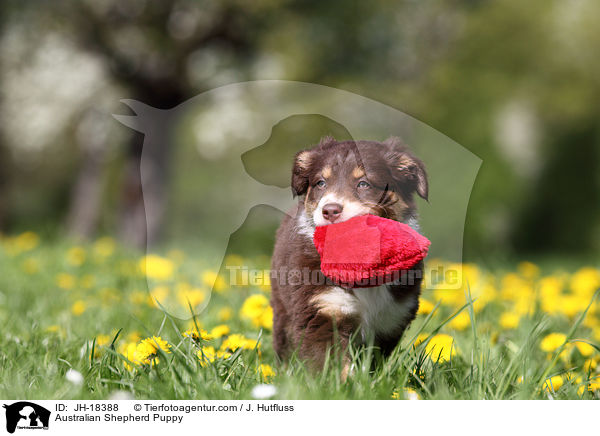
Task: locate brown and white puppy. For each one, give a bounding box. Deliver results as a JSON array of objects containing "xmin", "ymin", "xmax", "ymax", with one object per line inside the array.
[{"xmin": 270, "ymin": 136, "xmax": 428, "ymax": 371}]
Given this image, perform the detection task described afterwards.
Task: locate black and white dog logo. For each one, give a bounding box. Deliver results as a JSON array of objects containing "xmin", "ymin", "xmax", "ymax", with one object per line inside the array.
[{"xmin": 3, "ymin": 402, "xmax": 50, "ymax": 433}]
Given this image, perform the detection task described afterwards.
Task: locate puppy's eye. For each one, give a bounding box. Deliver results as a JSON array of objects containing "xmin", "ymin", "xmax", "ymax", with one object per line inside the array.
[
  {"xmin": 316, "ymin": 180, "xmax": 326, "ymax": 188},
  {"xmin": 357, "ymin": 181, "xmax": 370, "ymax": 189}
]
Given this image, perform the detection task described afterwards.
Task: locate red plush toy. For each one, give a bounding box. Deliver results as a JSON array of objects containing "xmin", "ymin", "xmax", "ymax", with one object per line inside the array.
[{"xmin": 313, "ymin": 214, "xmax": 430, "ymax": 288}]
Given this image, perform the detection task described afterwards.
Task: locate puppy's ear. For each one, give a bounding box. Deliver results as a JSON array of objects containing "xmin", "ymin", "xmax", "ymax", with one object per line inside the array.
[
  {"xmin": 291, "ymin": 149, "xmax": 313, "ymax": 197},
  {"xmin": 384, "ymin": 137, "xmax": 428, "ymax": 200}
]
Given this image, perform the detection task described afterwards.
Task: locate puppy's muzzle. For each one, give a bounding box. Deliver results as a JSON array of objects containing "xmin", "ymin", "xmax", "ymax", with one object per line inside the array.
[{"xmin": 322, "ymin": 203, "xmax": 343, "ymax": 223}]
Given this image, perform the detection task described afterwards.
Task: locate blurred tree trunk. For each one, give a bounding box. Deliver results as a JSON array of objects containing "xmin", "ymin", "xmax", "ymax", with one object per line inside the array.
[
  {"xmin": 67, "ymin": 111, "xmax": 110, "ymax": 239},
  {"xmin": 66, "ymin": 148, "xmax": 104, "ymax": 239}
]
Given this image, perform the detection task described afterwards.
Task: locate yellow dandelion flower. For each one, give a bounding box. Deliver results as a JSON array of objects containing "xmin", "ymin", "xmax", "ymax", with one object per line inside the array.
[
  {"xmin": 543, "ymin": 375, "xmax": 564, "ymax": 392},
  {"xmin": 139, "ymin": 255, "xmax": 175, "ymax": 280},
  {"xmin": 22, "ymin": 258, "xmax": 39, "ymax": 274},
  {"xmin": 540, "ymin": 333, "xmax": 567, "ymax": 353},
  {"xmin": 518, "ymin": 261, "xmax": 540, "ymax": 280},
  {"xmin": 183, "ymin": 328, "xmax": 213, "ymax": 343},
  {"xmin": 589, "ymin": 380, "xmax": 600, "ymax": 392},
  {"xmin": 499, "ymin": 312, "xmax": 520, "ymax": 330},
  {"xmin": 45, "ymin": 325, "xmax": 64, "ymax": 335},
  {"xmin": 574, "ymin": 341, "xmax": 595, "ymax": 357},
  {"xmin": 582, "ymin": 315, "xmax": 599, "ymax": 330},
  {"xmin": 120, "ymin": 342, "xmax": 138, "ymax": 370},
  {"xmin": 127, "ymin": 331, "xmax": 142, "ymax": 343},
  {"xmin": 449, "ymin": 311, "xmax": 470, "ymax": 331},
  {"xmin": 149, "ymin": 286, "xmax": 169, "ymax": 308},
  {"xmin": 417, "ymin": 299, "xmax": 434, "ymax": 315},
  {"xmin": 201, "ymin": 270, "xmax": 227, "ymax": 293},
  {"xmin": 96, "ymin": 334, "xmax": 111, "ymax": 347},
  {"xmin": 578, "ymin": 378, "xmax": 600, "ymax": 395},
  {"xmin": 14, "ymin": 231, "xmax": 39, "ymax": 252},
  {"xmin": 91, "ymin": 334, "xmax": 112, "ymax": 357},
  {"xmin": 71, "ymin": 300, "xmax": 87, "ymax": 316},
  {"xmin": 424, "ymin": 334, "xmax": 457, "ymax": 362},
  {"xmin": 500, "ymin": 273, "xmax": 532, "ymax": 302},
  {"xmin": 414, "ymin": 333, "xmax": 429, "ymax": 347},
  {"xmin": 56, "ymin": 273, "xmax": 76, "ymax": 290},
  {"xmin": 196, "ymin": 346, "xmax": 231, "ymax": 366},
  {"xmin": 570, "ymin": 267, "xmax": 600, "ymax": 298},
  {"xmin": 217, "ymin": 350, "xmax": 232, "ymax": 359},
  {"xmin": 93, "ymin": 237, "xmax": 115, "ymax": 258},
  {"xmin": 240, "ymin": 294, "xmax": 272, "ymax": 328},
  {"xmin": 220, "ymin": 334, "xmax": 245, "ymax": 351},
  {"xmin": 539, "ymin": 276, "xmax": 564, "ymax": 314},
  {"xmin": 513, "ymin": 294, "xmax": 535, "ymax": 316},
  {"xmin": 257, "ymin": 306, "xmax": 273, "ymax": 329},
  {"xmin": 583, "ymin": 359, "xmax": 597, "ymax": 373},
  {"xmin": 134, "ymin": 343, "xmax": 156, "ymax": 362},
  {"xmin": 473, "ymin": 284, "xmax": 497, "ymax": 313},
  {"xmin": 258, "ymin": 364, "xmax": 275, "ymax": 380},
  {"xmin": 66, "ymin": 246, "xmax": 86, "ymax": 266},
  {"xmin": 134, "ymin": 336, "xmax": 171, "ymax": 365},
  {"xmin": 197, "ymin": 346, "xmax": 216, "ymax": 366},
  {"xmin": 217, "ymin": 307, "xmax": 233, "ymax": 322},
  {"xmin": 433, "ymin": 288, "xmax": 465, "ymax": 307},
  {"xmin": 210, "ymin": 324, "xmax": 231, "ymax": 338},
  {"xmin": 556, "ymin": 295, "xmax": 589, "ymax": 318},
  {"xmin": 221, "ymin": 334, "xmax": 258, "ymax": 352},
  {"xmin": 177, "ymin": 287, "xmax": 206, "ymax": 308},
  {"xmin": 552, "ymin": 344, "xmax": 573, "ymax": 363}
]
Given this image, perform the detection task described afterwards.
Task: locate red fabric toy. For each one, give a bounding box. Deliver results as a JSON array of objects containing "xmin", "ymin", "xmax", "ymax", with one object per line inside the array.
[{"xmin": 313, "ymin": 214, "xmax": 430, "ymax": 288}]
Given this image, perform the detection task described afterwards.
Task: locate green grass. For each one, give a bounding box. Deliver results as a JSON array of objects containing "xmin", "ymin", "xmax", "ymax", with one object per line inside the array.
[{"xmin": 0, "ymin": 234, "xmax": 599, "ymax": 400}]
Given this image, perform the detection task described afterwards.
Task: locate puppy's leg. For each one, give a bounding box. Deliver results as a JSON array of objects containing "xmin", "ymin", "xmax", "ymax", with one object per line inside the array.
[
  {"xmin": 294, "ymin": 288, "xmax": 360, "ymax": 378},
  {"xmin": 271, "ymin": 292, "xmax": 290, "ymax": 362},
  {"xmin": 299, "ymin": 313, "xmax": 356, "ymax": 370}
]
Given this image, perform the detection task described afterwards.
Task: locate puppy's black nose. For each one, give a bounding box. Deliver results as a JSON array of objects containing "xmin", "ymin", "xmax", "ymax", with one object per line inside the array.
[{"xmin": 322, "ymin": 203, "xmax": 343, "ymax": 222}]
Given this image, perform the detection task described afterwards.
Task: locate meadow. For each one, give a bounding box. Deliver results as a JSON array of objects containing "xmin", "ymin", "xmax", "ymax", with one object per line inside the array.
[{"xmin": 1, "ymin": 231, "xmax": 599, "ymax": 400}]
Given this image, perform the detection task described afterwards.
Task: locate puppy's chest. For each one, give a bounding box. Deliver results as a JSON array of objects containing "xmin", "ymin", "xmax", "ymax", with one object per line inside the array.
[
  {"xmin": 352, "ymin": 286, "xmax": 415, "ymax": 338},
  {"xmin": 315, "ymin": 286, "xmax": 415, "ymax": 339}
]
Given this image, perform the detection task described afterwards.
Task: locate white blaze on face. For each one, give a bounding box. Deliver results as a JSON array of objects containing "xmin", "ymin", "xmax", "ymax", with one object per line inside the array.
[{"xmin": 312, "ymin": 193, "xmax": 371, "ymax": 226}]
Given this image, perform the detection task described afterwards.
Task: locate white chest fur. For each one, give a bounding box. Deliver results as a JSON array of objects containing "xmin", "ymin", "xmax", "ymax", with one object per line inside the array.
[
  {"xmin": 311, "ymin": 286, "xmax": 416, "ymax": 342},
  {"xmin": 353, "ymin": 285, "xmax": 416, "ymax": 341}
]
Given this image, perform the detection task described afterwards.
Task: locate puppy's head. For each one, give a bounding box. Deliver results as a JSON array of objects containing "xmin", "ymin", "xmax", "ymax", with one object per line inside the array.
[{"xmin": 292, "ymin": 136, "xmax": 427, "ymax": 228}]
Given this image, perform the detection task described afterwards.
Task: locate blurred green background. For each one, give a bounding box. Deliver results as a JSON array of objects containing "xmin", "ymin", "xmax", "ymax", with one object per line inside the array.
[{"xmin": 1, "ymin": 0, "xmax": 599, "ymax": 263}]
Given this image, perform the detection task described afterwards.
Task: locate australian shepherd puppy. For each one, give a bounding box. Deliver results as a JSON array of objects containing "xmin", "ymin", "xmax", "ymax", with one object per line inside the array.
[{"xmin": 270, "ymin": 136, "xmax": 429, "ymax": 372}]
